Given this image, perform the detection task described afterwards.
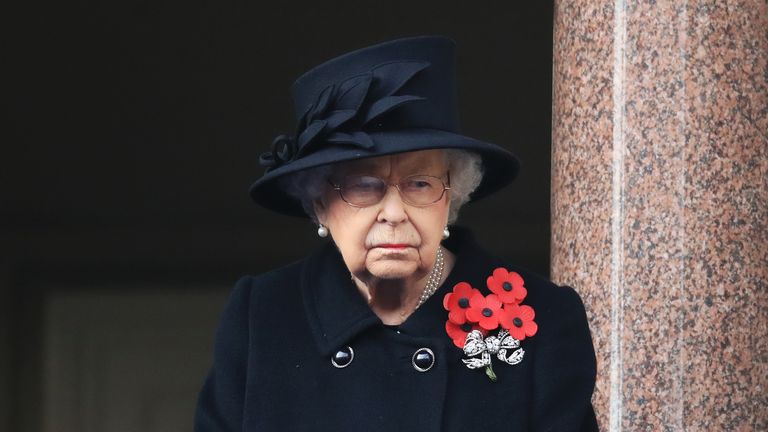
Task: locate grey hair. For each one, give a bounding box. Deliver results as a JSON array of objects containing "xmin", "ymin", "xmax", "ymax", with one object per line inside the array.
[{"xmin": 279, "ymin": 149, "xmax": 484, "ymax": 224}]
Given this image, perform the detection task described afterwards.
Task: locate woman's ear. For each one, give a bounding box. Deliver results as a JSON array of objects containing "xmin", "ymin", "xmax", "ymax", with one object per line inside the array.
[{"xmin": 313, "ymin": 198, "xmax": 327, "ymax": 225}]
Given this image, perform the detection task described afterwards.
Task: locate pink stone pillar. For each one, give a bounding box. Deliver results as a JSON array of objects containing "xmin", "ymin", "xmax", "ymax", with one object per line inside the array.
[{"xmin": 551, "ymin": 1, "xmax": 767, "ymax": 430}]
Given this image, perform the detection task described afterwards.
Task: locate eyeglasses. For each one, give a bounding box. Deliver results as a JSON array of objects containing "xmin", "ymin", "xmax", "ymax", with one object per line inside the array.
[{"xmin": 329, "ymin": 173, "xmax": 451, "ymax": 207}]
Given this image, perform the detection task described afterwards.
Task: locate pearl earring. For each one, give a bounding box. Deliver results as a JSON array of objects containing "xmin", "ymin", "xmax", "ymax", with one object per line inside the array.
[
  {"xmin": 317, "ymin": 224, "xmax": 329, "ymax": 238},
  {"xmin": 442, "ymin": 226, "xmax": 450, "ymax": 239}
]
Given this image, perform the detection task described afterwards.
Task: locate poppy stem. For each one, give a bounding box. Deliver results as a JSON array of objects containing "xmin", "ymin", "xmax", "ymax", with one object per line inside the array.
[{"xmin": 485, "ymin": 364, "xmax": 497, "ymax": 382}]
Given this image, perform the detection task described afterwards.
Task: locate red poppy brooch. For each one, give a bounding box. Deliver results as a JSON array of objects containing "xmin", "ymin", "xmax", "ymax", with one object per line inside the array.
[{"xmin": 443, "ymin": 267, "xmax": 537, "ymax": 382}]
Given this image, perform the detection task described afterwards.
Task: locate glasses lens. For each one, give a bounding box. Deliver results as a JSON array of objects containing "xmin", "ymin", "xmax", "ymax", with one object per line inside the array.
[
  {"xmin": 399, "ymin": 175, "xmax": 445, "ymax": 205},
  {"xmin": 339, "ymin": 176, "xmax": 386, "ymax": 206}
]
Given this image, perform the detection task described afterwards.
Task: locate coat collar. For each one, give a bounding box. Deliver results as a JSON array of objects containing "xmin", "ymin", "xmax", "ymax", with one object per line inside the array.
[{"xmin": 300, "ymin": 226, "xmax": 506, "ymax": 357}]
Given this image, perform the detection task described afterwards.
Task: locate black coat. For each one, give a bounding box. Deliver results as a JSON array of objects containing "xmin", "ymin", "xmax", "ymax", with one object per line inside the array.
[{"xmin": 195, "ymin": 228, "xmax": 598, "ymax": 431}]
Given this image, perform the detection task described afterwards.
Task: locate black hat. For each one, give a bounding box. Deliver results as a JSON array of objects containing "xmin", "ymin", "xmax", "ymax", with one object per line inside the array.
[{"xmin": 249, "ymin": 36, "xmax": 520, "ymax": 216}]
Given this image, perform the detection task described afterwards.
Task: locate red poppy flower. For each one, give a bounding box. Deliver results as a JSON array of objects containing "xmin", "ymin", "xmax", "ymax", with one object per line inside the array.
[
  {"xmin": 487, "ymin": 267, "xmax": 527, "ymax": 305},
  {"xmin": 465, "ymin": 293, "xmax": 503, "ymax": 330},
  {"xmin": 443, "ymin": 282, "xmax": 481, "ymax": 324},
  {"xmin": 445, "ymin": 320, "xmax": 486, "ymax": 348},
  {"xmin": 499, "ymin": 304, "xmax": 538, "ymax": 341}
]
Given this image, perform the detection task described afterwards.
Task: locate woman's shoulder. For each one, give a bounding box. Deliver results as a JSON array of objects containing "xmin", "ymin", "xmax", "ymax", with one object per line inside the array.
[
  {"xmin": 243, "ymin": 258, "xmax": 306, "ymax": 284},
  {"xmin": 231, "ymin": 256, "xmax": 309, "ymax": 303},
  {"xmin": 240, "ymin": 240, "xmax": 343, "ymax": 284},
  {"xmin": 447, "ymin": 227, "xmax": 589, "ymax": 317},
  {"xmin": 506, "ymin": 265, "xmax": 587, "ymax": 311},
  {"xmin": 499, "ymin": 265, "xmax": 591, "ymax": 340}
]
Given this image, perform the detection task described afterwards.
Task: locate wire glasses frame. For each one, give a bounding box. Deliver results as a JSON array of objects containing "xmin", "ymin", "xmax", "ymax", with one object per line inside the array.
[{"xmin": 329, "ymin": 172, "xmax": 451, "ymax": 208}]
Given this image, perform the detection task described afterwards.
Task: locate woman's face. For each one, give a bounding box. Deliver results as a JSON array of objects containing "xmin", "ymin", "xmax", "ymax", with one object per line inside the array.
[{"xmin": 316, "ymin": 149, "xmax": 451, "ymax": 283}]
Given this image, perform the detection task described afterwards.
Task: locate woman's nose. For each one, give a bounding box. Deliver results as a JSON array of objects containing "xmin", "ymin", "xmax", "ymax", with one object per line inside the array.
[{"xmin": 377, "ymin": 185, "xmax": 408, "ymax": 224}]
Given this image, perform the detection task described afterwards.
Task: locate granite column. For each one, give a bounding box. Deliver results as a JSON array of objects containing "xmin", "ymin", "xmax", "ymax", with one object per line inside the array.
[{"xmin": 551, "ymin": 1, "xmax": 767, "ymax": 430}]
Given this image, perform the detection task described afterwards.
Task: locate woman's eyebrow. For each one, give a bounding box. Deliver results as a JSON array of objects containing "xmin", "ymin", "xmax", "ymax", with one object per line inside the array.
[{"xmin": 397, "ymin": 162, "xmax": 443, "ymax": 175}]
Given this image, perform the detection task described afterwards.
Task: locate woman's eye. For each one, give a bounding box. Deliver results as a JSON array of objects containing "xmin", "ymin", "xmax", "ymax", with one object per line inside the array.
[
  {"xmin": 347, "ymin": 177, "xmax": 381, "ymax": 191},
  {"xmin": 404, "ymin": 179, "xmax": 434, "ymax": 190}
]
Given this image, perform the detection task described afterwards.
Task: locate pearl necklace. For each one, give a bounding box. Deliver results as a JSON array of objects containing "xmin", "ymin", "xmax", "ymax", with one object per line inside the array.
[{"xmin": 417, "ymin": 245, "xmax": 445, "ymax": 308}]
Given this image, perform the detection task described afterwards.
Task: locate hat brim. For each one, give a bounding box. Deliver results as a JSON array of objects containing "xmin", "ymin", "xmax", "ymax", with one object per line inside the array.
[{"xmin": 248, "ymin": 128, "xmax": 521, "ymax": 217}]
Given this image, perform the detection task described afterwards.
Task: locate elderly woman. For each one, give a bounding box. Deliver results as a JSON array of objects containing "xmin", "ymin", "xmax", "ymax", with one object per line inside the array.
[{"xmin": 195, "ymin": 36, "xmax": 597, "ymax": 431}]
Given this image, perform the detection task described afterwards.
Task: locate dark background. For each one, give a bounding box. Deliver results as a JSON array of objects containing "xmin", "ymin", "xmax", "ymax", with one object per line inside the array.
[{"xmin": 3, "ymin": 1, "xmax": 554, "ymax": 430}]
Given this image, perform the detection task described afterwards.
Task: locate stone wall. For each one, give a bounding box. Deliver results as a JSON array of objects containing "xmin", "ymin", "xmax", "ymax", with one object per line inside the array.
[{"xmin": 551, "ymin": 1, "xmax": 767, "ymax": 430}]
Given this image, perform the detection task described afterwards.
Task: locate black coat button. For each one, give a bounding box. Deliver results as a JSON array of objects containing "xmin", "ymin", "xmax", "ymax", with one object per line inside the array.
[
  {"xmin": 412, "ymin": 347, "xmax": 435, "ymax": 372},
  {"xmin": 331, "ymin": 346, "xmax": 354, "ymax": 368}
]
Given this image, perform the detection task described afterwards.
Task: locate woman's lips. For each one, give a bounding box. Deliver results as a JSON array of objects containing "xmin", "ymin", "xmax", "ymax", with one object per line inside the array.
[{"xmin": 375, "ymin": 244, "xmax": 411, "ymax": 249}]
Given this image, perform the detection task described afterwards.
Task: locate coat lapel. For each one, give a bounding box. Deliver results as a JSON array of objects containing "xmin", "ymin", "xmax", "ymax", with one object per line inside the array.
[{"xmin": 300, "ymin": 242, "xmax": 380, "ymax": 357}]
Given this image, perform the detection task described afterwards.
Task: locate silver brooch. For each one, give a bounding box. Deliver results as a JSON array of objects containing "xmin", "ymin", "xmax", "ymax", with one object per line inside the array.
[{"xmin": 462, "ymin": 329, "xmax": 525, "ymax": 381}]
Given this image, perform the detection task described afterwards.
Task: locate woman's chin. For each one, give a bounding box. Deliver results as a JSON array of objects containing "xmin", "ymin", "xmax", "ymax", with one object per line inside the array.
[{"xmin": 365, "ymin": 260, "xmax": 420, "ymax": 280}]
